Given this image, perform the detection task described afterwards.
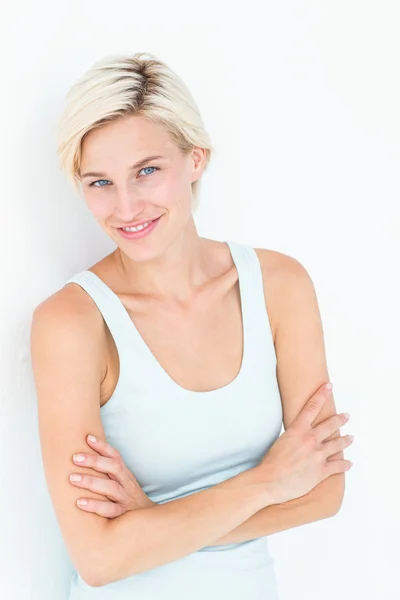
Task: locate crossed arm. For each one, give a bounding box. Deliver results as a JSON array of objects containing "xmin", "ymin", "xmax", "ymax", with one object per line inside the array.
[
  {"xmin": 207, "ymin": 252, "xmax": 346, "ymax": 545},
  {"xmin": 34, "ymin": 251, "xmax": 346, "ymax": 584},
  {"xmin": 207, "ymin": 474, "xmax": 343, "ymax": 546}
]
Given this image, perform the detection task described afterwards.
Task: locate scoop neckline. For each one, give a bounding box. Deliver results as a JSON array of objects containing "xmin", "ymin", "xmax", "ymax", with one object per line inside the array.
[{"xmin": 83, "ymin": 240, "xmax": 248, "ymax": 397}]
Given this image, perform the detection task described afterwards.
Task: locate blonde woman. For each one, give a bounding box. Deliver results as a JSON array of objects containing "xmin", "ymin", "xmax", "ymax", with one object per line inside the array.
[{"xmin": 30, "ymin": 52, "xmax": 353, "ymax": 599}]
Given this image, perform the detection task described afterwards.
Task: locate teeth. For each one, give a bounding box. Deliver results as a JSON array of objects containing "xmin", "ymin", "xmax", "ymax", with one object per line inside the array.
[{"xmin": 122, "ymin": 221, "xmax": 152, "ymax": 232}]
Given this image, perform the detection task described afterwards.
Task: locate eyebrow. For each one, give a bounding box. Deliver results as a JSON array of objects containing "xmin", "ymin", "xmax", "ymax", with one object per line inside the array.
[{"xmin": 80, "ymin": 155, "xmax": 166, "ymax": 179}]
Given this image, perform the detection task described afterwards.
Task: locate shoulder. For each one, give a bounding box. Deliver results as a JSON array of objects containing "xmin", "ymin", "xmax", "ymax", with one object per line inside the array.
[
  {"xmin": 31, "ymin": 283, "xmax": 108, "ymax": 382},
  {"xmin": 33, "ymin": 281, "xmax": 103, "ymax": 330},
  {"xmin": 254, "ymin": 246, "xmax": 311, "ymax": 284},
  {"xmin": 253, "ymin": 247, "xmax": 314, "ymax": 341}
]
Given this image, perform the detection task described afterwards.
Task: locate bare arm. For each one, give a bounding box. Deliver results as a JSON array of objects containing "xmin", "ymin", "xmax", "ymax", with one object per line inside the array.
[
  {"xmin": 31, "ymin": 289, "xmax": 276, "ymax": 589},
  {"xmin": 95, "ymin": 252, "xmax": 343, "ymax": 582},
  {"xmin": 270, "ymin": 253, "xmax": 345, "ymax": 506},
  {"xmin": 206, "ymin": 481, "xmax": 339, "ymax": 546},
  {"xmin": 202, "ymin": 250, "xmax": 347, "ymax": 548},
  {"xmin": 99, "ymin": 467, "xmax": 274, "ymax": 586}
]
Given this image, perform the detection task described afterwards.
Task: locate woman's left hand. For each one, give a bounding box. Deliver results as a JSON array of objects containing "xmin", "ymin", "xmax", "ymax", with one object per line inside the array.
[{"xmin": 70, "ymin": 434, "xmax": 156, "ymax": 518}]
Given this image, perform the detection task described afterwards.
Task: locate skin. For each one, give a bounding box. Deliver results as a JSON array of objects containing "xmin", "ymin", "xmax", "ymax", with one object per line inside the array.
[
  {"xmin": 79, "ymin": 114, "xmax": 210, "ymax": 301},
  {"xmin": 69, "ymin": 113, "xmax": 247, "ymax": 514},
  {"xmin": 68, "ymin": 389, "xmax": 352, "ymax": 518},
  {"xmin": 66, "ymin": 114, "xmax": 353, "ymax": 518}
]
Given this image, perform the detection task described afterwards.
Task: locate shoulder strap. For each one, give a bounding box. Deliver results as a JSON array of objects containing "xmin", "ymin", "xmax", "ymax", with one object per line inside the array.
[
  {"xmin": 225, "ymin": 240, "xmax": 276, "ymax": 364},
  {"xmin": 62, "ymin": 271, "xmax": 133, "ymax": 367}
]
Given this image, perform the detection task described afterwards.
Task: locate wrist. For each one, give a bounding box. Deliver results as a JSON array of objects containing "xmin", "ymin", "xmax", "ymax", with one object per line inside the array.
[
  {"xmin": 234, "ymin": 466, "xmax": 277, "ymax": 509},
  {"xmin": 250, "ymin": 466, "xmax": 278, "ymax": 507}
]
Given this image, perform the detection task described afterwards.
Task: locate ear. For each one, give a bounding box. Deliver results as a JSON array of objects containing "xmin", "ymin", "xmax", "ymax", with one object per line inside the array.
[{"xmin": 190, "ymin": 147, "xmax": 207, "ymax": 181}]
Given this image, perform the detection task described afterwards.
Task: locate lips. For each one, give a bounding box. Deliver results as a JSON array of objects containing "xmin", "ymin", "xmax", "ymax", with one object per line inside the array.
[
  {"xmin": 116, "ymin": 214, "xmax": 163, "ymax": 240},
  {"xmin": 118, "ymin": 216, "xmax": 161, "ymax": 229}
]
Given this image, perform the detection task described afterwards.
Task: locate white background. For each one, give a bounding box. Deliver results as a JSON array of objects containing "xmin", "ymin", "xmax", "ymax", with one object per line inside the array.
[{"xmin": 0, "ymin": 1, "xmax": 398, "ymax": 599}]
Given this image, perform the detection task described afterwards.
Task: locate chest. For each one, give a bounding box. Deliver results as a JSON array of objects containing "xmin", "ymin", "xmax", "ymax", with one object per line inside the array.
[
  {"xmin": 93, "ymin": 245, "xmax": 283, "ymax": 506},
  {"xmin": 100, "ymin": 248, "xmax": 279, "ymax": 405},
  {"xmin": 101, "ymin": 279, "xmax": 248, "ymax": 403}
]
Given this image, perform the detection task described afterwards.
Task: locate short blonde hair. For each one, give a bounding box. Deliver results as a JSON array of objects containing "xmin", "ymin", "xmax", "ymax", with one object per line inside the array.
[{"xmin": 56, "ymin": 52, "xmax": 214, "ymax": 212}]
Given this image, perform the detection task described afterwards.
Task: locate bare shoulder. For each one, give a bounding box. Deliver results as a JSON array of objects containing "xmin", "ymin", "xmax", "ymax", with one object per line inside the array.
[
  {"xmin": 32, "ymin": 282, "xmax": 108, "ymax": 384},
  {"xmin": 253, "ymin": 247, "xmax": 312, "ymax": 342},
  {"xmin": 30, "ymin": 282, "xmax": 116, "ymax": 585},
  {"xmin": 254, "ymin": 246, "xmax": 310, "ymax": 283},
  {"xmin": 255, "ymin": 248, "xmax": 333, "ymax": 423},
  {"xmin": 33, "ymin": 282, "xmax": 103, "ymax": 343}
]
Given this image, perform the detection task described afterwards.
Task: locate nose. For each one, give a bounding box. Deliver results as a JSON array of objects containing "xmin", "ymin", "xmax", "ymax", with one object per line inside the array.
[{"xmin": 112, "ymin": 187, "xmax": 147, "ymax": 220}]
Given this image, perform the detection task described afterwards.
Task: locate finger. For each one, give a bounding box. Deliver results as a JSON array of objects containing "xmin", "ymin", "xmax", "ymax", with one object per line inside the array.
[
  {"xmin": 70, "ymin": 473, "xmax": 122, "ymax": 502},
  {"xmin": 76, "ymin": 497, "xmax": 125, "ymax": 518},
  {"xmin": 321, "ymin": 434, "xmax": 354, "ymax": 460},
  {"xmin": 323, "ymin": 458, "xmax": 353, "ymax": 479},
  {"xmin": 292, "ymin": 383, "xmax": 332, "ymax": 429},
  {"xmin": 314, "ymin": 412, "xmax": 350, "ymax": 443},
  {"xmin": 324, "ymin": 436, "xmax": 345, "ymax": 462},
  {"xmin": 72, "ymin": 453, "xmax": 125, "ymax": 484},
  {"xmin": 86, "ymin": 435, "xmax": 121, "ymax": 460}
]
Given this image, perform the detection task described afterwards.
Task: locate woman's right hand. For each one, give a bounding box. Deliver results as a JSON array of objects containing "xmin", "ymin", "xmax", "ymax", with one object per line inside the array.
[{"xmin": 256, "ymin": 383, "xmax": 354, "ymax": 505}]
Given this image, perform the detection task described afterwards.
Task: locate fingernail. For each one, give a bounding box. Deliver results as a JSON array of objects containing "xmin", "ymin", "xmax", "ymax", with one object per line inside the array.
[
  {"xmin": 73, "ymin": 454, "xmax": 85, "ymax": 462},
  {"xmin": 324, "ymin": 383, "xmax": 333, "ymax": 390},
  {"xmin": 88, "ymin": 435, "xmax": 97, "ymax": 443},
  {"xmin": 343, "ymin": 413, "xmax": 350, "ymax": 420},
  {"xmin": 77, "ymin": 499, "xmax": 87, "ymax": 506},
  {"xmin": 70, "ymin": 474, "xmax": 82, "ymax": 482}
]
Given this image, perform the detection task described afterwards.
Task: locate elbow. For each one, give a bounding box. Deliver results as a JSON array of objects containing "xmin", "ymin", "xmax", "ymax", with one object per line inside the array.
[
  {"xmin": 329, "ymin": 493, "xmax": 345, "ymax": 516},
  {"xmin": 85, "ymin": 577, "xmax": 106, "ymax": 589},
  {"xmin": 79, "ymin": 572, "xmax": 101, "ymax": 589},
  {"xmin": 77, "ymin": 560, "xmax": 108, "ymax": 589},
  {"xmin": 328, "ymin": 484, "xmax": 346, "ymax": 517},
  {"xmin": 83, "ymin": 551, "xmax": 113, "ymax": 588},
  {"xmin": 318, "ymin": 474, "xmax": 346, "ymax": 517},
  {"xmin": 328, "ymin": 502, "xmax": 342, "ymax": 518},
  {"xmin": 76, "ymin": 535, "xmax": 113, "ymax": 588},
  {"xmin": 79, "ymin": 565, "xmax": 109, "ymax": 589},
  {"xmin": 80, "ymin": 522, "xmax": 123, "ymax": 588},
  {"xmin": 87, "ymin": 569, "xmax": 119, "ymax": 589},
  {"xmin": 81, "ymin": 564, "xmax": 104, "ymax": 588}
]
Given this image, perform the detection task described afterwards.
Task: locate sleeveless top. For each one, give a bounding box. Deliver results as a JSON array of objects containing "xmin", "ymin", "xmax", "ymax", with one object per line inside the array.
[{"xmin": 64, "ymin": 240, "xmax": 283, "ymax": 600}]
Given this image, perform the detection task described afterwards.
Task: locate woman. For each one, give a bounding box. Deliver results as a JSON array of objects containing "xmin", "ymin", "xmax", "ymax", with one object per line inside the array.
[{"xmin": 31, "ymin": 52, "xmax": 353, "ymax": 599}]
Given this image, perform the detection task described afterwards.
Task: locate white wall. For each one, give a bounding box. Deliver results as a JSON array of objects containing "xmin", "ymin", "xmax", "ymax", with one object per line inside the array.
[{"xmin": 1, "ymin": 1, "xmax": 398, "ymax": 598}]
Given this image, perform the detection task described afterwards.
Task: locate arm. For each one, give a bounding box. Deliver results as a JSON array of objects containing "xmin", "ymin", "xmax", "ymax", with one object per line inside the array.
[
  {"xmin": 206, "ymin": 478, "xmax": 340, "ymax": 546},
  {"xmin": 100, "ymin": 466, "xmax": 273, "ymax": 585},
  {"xmin": 31, "ymin": 289, "xmax": 276, "ymax": 589},
  {"xmin": 205, "ymin": 251, "xmax": 345, "ymax": 546},
  {"xmin": 270, "ymin": 252, "xmax": 345, "ymax": 509},
  {"xmin": 31, "ymin": 291, "xmax": 113, "ymax": 587}
]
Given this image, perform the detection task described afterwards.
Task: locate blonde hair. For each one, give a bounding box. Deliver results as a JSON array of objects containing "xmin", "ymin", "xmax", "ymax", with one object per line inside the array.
[{"xmin": 56, "ymin": 52, "xmax": 214, "ymax": 212}]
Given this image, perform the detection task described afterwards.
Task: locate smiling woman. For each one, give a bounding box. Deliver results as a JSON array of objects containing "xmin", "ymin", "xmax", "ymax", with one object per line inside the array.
[
  {"xmin": 57, "ymin": 52, "xmax": 213, "ymax": 214},
  {"xmin": 31, "ymin": 50, "xmax": 352, "ymax": 600}
]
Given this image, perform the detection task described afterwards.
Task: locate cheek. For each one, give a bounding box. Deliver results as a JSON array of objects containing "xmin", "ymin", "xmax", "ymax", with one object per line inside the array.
[
  {"xmin": 155, "ymin": 175, "xmax": 181, "ymax": 204},
  {"xmin": 162, "ymin": 170, "xmax": 192, "ymax": 204},
  {"xmin": 85, "ymin": 196, "xmax": 112, "ymax": 220}
]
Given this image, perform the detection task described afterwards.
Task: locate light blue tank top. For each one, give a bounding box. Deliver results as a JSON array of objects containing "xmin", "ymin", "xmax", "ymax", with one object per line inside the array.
[{"xmin": 64, "ymin": 240, "xmax": 283, "ymax": 600}]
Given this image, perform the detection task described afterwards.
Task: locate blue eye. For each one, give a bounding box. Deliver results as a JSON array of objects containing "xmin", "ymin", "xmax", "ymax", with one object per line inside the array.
[
  {"xmin": 89, "ymin": 179, "xmax": 109, "ymax": 187},
  {"xmin": 89, "ymin": 165, "xmax": 159, "ymax": 187},
  {"xmin": 140, "ymin": 166, "xmax": 159, "ymax": 177}
]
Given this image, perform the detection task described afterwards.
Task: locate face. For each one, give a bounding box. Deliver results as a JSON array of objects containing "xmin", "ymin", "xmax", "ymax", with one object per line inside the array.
[{"xmin": 78, "ymin": 114, "xmax": 205, "ymax": 261}]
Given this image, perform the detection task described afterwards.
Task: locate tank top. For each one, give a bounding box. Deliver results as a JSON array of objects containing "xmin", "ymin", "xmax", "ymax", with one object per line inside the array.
[{"xmin": 63, "ymin": 240, "xmax": 283, "ymax": 600}]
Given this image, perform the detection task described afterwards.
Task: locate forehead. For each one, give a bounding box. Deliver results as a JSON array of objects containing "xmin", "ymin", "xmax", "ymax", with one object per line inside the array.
[{"xmin": 81, "ymin": 115, "xmax": 177, "ymax": 165}]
